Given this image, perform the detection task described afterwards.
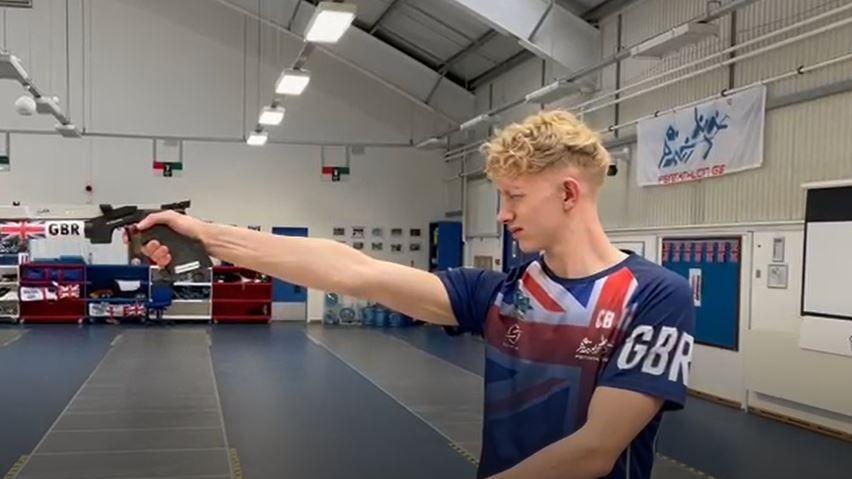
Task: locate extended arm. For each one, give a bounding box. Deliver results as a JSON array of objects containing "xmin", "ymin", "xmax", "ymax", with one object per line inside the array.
[{"xmin": 136, "ymin": 211, "xmax": 457, "ymax": 326}]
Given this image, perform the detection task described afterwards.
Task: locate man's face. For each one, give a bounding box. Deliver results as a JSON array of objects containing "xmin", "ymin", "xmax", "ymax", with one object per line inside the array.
[{"xmin": 494, "ymin": 169, "xmax": 574, "ymax": 254}]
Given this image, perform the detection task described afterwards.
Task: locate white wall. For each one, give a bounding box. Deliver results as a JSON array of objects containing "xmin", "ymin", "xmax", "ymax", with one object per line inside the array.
[
  {"xmin": 0, "ymin": 1, "xmax": 452, "ymax": 320},
  {"xmin": 460, "ymin": 0, "xmax": 852, "ymax": 434},
  {"xmin": 746, "ymin": 227, "xmax": 852, "ymax": 433}
]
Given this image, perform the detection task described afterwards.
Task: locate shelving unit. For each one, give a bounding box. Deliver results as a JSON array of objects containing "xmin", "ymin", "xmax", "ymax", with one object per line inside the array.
[
  {"xmin": 154, "ymin": 266, "xmax": 212, "ymax": 321},
  {"xmin": 19, "ymin": 263, "xmax": 86, "ymax": 324},
  {"xmin": 85, "ymin": 265, "xmax": 149, "ymax": 323},
  {"xmin": 0, "ymin": 265, "xmax": 20, "ymax": 323},
  {"xmin": 4, "ymin": 260, "xmax": 269, "ymax": 325},
  {"xmin": 212, "ymin": 266, "xmax": 271, "ymax": 324}
]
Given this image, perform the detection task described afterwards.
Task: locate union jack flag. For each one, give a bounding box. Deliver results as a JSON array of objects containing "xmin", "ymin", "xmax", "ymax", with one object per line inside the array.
[
  {"xmin": 716, "ymin": 241, "xmax": 727, "ymax": 263},
  {"xmin": 123, "ymin": 303, "xmax": 146, "ymax": 316},
  {"xmin": 672, "ymin": 242, "xmax": 682, "ymax": 262},
  {"xmin": 486, "ymin": 261, "xmax": 639, "ymax": 421},
  {"xmin": 56, "ymin": 283, "xmax": 80, "ymax": 299},
  {"xmin": 0, "ymin": 221, "xmax": 46, "ymax": 241}
]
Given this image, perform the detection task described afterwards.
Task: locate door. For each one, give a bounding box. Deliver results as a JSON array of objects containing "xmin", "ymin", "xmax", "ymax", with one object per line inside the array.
[
  {"xmin": 429, "ymin": 221, "xmax": 462, "ymax": 272},
  {"xmin": 271, "ymin": 227, "xmax": 308, "ymax": 321}
]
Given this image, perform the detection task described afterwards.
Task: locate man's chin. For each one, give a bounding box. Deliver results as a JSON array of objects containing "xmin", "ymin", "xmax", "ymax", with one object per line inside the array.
[{"xmin": 517, "ymin": 240, "xmax": 541, "ymax": 255}]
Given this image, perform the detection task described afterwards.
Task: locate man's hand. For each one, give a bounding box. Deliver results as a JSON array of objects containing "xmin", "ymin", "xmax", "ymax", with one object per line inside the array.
[
  {"xmin": 491, "ymin": 387, "xmax": 663, "ymax": 479},
  {"xmin": 130, "ymin": 211, "xmax": 207, "ymax": 268}
]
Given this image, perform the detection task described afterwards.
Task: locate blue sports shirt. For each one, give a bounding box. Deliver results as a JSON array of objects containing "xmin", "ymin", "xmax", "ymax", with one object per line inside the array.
[{"xmin": 437, "ymin": 253, "xmax": 695, "ymax": 478}]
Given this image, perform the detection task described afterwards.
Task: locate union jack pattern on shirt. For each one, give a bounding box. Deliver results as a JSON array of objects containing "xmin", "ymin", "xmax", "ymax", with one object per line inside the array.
[{"xmin": 438, "ymin": 253, "xmax": 695, "ymax": 479}]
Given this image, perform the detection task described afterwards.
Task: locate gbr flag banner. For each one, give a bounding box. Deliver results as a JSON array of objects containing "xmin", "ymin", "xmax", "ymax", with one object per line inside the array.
[{"xmin": 637, "ymin": 86, "xmax": 766, "ymax": 187}]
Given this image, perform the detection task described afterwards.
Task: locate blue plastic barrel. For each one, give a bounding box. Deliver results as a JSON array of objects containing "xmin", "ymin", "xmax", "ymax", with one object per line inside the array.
[
  {"xmin": 374, "ymin": 307, "xmax": 388, "ymax": 327},
  {"xmin": 361, "ymin": 307, "xmax": 375, "ymax": 327}
]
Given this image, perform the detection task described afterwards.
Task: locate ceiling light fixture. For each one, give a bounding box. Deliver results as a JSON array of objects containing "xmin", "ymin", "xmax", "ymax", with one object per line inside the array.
[
  {"xmin": 259, "ymin": 104, "xmax": 286, "ymax": 126},
  {"xmin": 247, "ymin": 129, "xmax": 269, "ymax": 146},
  {"xmin": 305, "ymin": 2, "xmax": 357, "ymax": 44},
  {"xmin": 275, "ymin": 68, "xmax": 311, "ymax": 96}
]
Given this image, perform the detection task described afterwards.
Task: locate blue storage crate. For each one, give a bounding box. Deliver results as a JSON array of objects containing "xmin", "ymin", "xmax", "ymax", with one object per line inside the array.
[
  {"xmin": 388, "ymin": 312, "xmax": 404, "ymax": 327},
  {"xmin": 361, "ymin": 306, "xmax": 375, "ymax": 327},
  {"xmin": 373, "ymin": 307, "xmax": 388, "ymax": 327}
]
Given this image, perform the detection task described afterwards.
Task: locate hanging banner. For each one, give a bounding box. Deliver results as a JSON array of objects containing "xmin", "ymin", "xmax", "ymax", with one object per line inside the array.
[{"xmin": 637, "ymin": 85, "xmax": 766, "ymax": 186}]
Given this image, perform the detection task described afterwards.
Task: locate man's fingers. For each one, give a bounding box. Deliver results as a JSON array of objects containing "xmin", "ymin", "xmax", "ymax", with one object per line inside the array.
[
  {"xmin": 141, "ymin": 240, "xmax": 162, "ymax": 257},
  {"xmin": 157, "ymin": 254, "xmax": 172, "ymax": 268},
  {"xmin": 139, "ymin": 241, "xmax": 171, "ymax": 267},
  {"xmin": 151, "ymin": 246, "xmax": 171, "ymax": 266},
  {"xmin": 136, "ymin": 211, "xmax": 175, "ymax": 231}
]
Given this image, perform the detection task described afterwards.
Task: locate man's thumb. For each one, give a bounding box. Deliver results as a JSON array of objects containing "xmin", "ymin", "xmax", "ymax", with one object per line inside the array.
[{"xmin": 136, "ymin": 212, "xmax": 162, "ymax": 231}]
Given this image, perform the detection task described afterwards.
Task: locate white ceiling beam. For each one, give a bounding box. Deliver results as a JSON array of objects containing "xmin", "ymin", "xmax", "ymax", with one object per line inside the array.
[{"xmin": 445, "ymin": 0, "xmax": 601, "ymax": 73}]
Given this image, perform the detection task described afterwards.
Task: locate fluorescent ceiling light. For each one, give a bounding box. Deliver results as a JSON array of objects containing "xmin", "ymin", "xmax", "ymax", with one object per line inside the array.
[
  {"xmin": 247, "ymin": 130, "xmax": 268, "ymax": 146},
  {"xmin": 630, "ymin": 22, "xmax": 719, "ymax": 58},
  {"xmin": 459, "ymin": 114, "xmax": 499, "ymax": 132},
  {"xmin": 415, "ymin": 137, "xmax": 445, "ymax": 150},
  {"xmin": 305, "ymin": 2, "xmax": 357, "ymax": 44},
  {"xmin": 55, "ymin": 123, "xmax": 82, "ymax": 138},
  {"xmin": 259, "ymin": 105, "xmax": 286, "ymax": 126},
  {"xmin": 35, "ymin": 96, "xmax": 64, "ymax": 117},
  {"xmin": 275, "ymin": 68, "xmax": 311, "ymax": 96},
  {"xmin": 0, "ymin": 52, "xmax": 29, "ymax": 82},
  {"xmin": 525, "ymin": 79, "xmax": 583, "ymax": 104}
]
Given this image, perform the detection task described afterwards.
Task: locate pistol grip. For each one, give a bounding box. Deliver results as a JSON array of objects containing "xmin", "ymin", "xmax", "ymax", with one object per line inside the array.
[{"xmin": 129, "ymin": 225, "xmax": 212, "ymax": 280}]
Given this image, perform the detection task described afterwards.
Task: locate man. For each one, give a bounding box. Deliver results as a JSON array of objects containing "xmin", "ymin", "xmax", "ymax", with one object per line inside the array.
[{"xmin": 136, "ymin": 110, "xmax": 695, "ymax": 479}]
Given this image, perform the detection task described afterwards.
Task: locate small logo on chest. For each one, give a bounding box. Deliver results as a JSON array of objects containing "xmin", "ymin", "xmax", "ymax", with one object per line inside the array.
[
  {"xmin": 514, "ymin": 290, "xmax": 532, "ymax": 317},
  {"xmin": 505, "ymin": 324, "xmax": 522, "ymax": 346},
  {"xmin": 575, "ymin": 336, "xmax": 614, "ymax": 361}
]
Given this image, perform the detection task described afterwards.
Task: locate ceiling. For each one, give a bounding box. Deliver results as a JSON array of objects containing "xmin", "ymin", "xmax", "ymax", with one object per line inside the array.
[{"xmin": 241, "ymin": 0, "xmax": 614, "ymax": 91}]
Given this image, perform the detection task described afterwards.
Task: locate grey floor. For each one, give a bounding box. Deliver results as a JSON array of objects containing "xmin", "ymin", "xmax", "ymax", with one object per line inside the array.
[
  {"xmin": 1, "ymin": 322, "xmax": 850, "ymax": 479},
  {"xmin": 16, "ymin": 330, "xmax": 232, "ymax": 479}
]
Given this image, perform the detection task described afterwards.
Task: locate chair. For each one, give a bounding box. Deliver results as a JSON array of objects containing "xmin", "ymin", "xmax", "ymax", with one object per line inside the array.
[{"xmin": 147, "ymin": 281, "xmax": 173, "ymax": 323}]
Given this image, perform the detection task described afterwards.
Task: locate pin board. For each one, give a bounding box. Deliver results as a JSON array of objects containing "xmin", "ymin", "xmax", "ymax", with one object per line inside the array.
[{"xmin": 661, "ymin": 237, "xmax": 742, "ymax": 350}]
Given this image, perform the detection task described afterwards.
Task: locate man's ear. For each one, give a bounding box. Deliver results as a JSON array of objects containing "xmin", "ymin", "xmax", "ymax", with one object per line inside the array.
[{"xmin": 562, "ymin": 178, "xmax": 580, "ymax": 211}]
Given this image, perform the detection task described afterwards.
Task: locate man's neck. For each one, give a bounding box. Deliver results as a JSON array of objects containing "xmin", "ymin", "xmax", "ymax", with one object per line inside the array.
[{"xmin": 542, "ymin": 208, "xmax": 627, "ymax": 279}]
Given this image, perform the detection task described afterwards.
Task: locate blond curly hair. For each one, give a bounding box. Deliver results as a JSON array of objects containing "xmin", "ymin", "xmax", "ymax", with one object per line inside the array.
[{"xmin": 481, "ymin": 110, "xmax": 610, "ymax": 185}]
